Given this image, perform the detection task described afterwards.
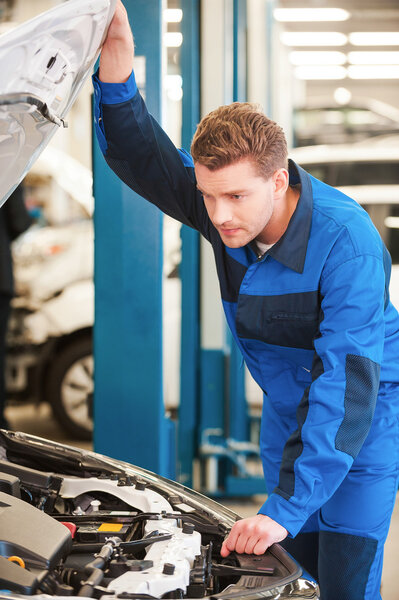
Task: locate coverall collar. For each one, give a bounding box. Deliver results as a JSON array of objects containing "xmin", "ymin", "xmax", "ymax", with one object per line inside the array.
[{"xmin": 267, "ymin": 159, "xmax": 313, "ymax": 274}]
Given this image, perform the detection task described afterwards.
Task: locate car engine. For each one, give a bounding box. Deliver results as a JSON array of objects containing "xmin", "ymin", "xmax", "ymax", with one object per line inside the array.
[{"xmin": 0, "ymin": 431, "xmax": 319, "ymax": 599}]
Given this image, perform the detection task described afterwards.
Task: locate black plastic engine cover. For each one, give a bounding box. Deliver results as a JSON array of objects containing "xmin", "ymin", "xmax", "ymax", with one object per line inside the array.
[
  {"xmin": 0, "ymin": 491, "xmax": 72, "ymax": 569},
  {"xmin": 0, "ymin": 555, "xmax": 38, "ymax": 594}
]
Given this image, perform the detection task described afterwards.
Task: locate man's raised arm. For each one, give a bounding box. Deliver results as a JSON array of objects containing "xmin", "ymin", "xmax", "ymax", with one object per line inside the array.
[{"xmin": 99, "ymin": 0, "xmax": 134, "ymax": 83}]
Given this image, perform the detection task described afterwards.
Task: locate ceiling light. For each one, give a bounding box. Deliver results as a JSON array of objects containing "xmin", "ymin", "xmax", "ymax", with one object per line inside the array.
[
  {"xmin": 349, "ymin": 32, "xmax": 399, "ymax": 46},
  {"xmin": 164, "ymin": 32, "xmax": 183, "ymax": 48},
  {"xmin": 280, "ymin": 32, "xmax": 347, "ymax": 47},
  {"xmin": 348, "ymin": 65, "xmax": 399, "ymax": 79},
  {"xmin": 348, "ymin": 51, "xmax": 399, "ymax": 64},
  {"xmin": 385, "ymin": 217, "xmax": 399, "ymax": 229},
  {"xmin": 334, "ymin": 87, "xmax": 352, "ymax": 104},
  {"xmin": 289, "ymin": 51, "xmax": 346, "ymax": 65},
  {"xmin": 165, "ymin": 75, "xmax": 183, "ymax": 102},
  {"xmin": 274, "ymin": 8, "xmax": 350, "ymax": 22},
  {"xmin": 164, "ymin": 9, "xmax": 183, "ymax": 23},
  {"xmin": 294, "ymin": 65, "xmax": 347, "ymax": 80}
]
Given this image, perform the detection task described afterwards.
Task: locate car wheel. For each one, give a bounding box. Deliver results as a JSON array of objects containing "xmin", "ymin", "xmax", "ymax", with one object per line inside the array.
[{"xmin": 45, "ymin": 336, "xmax": 93, "ymax": 440}]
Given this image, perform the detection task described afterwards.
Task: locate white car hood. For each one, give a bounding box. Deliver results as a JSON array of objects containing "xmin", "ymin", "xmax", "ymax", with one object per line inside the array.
[{"xmin": 0, "ymin": 0, "xmax": 116, "ymax": 207}]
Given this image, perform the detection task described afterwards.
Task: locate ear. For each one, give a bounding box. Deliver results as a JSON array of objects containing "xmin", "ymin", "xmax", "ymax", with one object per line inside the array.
[{"xmin": 273, "ymin": 168, "xmax": 289, "ymax": 198}]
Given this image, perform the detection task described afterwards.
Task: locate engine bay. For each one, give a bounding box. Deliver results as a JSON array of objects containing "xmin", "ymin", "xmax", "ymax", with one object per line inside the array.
[{"xmin": 0, "ymin": 430, "xmax": 306, "ymax": 599}]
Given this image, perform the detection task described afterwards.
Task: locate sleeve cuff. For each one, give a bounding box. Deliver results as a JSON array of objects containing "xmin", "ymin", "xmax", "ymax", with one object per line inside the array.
[
  {"xmin": 92, "ymin": 68, "xmax": 138, "ymax": 104},
  {"xmin": 258, "ymin": 492, "xmax": 309, "ymax": 538}
]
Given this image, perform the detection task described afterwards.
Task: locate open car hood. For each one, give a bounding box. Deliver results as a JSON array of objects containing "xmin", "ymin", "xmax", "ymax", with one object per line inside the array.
[
  {"xmin": 0, "ymin": 430, "xmax": 320, "ymax": 599},
  {"xmin": 0, "ymin": 0, "xmax": 116, "ymax": 207}
]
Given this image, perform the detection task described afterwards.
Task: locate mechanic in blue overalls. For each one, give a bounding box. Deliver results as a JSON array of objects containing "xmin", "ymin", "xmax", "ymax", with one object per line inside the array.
[{"xmin": 92, "ymin": 3, "xmax": 399, "ymax": 598}]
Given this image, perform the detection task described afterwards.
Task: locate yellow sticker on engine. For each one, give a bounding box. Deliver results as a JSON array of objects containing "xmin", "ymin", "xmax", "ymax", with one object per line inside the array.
[{"xmin": 98, "ymin": 523, "xmax": 124, "ymax": 532}]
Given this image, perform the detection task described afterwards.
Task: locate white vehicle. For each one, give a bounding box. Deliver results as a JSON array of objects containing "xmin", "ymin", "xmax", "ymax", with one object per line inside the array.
[
  {"xmin": 290, "ymin": 138, "xmax": 399, "ymax": 308},
  {"xmin": 6, "ymin": 197, "xmax": 181, "ymax": 440},
  {"xmin": 7, "ymin": 203, "xmax": 94, "ymax": 440},
  {"xmin": 294, "ymin": 99, "xmax": 399, "ymax": 147}
]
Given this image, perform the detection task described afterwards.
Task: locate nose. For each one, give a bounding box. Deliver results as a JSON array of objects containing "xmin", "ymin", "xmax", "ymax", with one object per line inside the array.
[{"xmin": 211, "ymin": 199, "xmax": 233, "ymax": 227}]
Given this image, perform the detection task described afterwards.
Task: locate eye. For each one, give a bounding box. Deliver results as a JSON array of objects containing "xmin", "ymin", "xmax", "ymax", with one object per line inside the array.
[{"xmin": 231, "ymin": 194, "xmax": 243, "ymax": 200}]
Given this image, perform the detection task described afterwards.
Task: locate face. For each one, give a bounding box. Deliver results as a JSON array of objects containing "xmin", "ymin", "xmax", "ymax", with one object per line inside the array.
[{"xmin": 195, "ymin": 158, "xmax": 280, "ymax": 248}]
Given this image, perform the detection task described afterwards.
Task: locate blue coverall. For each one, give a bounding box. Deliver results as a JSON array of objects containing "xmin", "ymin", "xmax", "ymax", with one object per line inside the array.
[{"xmin": 92, "ymin": 70, "xmax": 399, "ymax": 600}]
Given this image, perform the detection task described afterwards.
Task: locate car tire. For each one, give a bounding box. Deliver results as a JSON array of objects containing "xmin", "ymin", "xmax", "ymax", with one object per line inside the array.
[{"xmin": 45, "ymin": 335, "xmax": 93, "ymax": 440}]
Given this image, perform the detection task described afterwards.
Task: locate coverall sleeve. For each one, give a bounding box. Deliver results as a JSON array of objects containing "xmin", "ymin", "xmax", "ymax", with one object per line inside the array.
[
  {"xmin": 258, "ymin": 243, "xmax": 385, "ymax": 537},
  {"xmin": 92, "ymin": 70, "xmax": 211, "ymax": 238}
]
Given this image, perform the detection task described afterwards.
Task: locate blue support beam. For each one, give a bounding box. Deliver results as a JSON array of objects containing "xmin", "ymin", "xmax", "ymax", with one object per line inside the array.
[
  {"xmin": 178, "ymin": 0, "xmax": 201, "ymax": 488},
  {"xmin": 229, "ymin": 0, "xmax": 248, "ymax": 446},
  {"xmin": 233, "ymin": 0, "xmax": 247, "ymax": 103},
  {"xmin": 93, "ymin": 0, "xmax": 175, "ymax": 479}
]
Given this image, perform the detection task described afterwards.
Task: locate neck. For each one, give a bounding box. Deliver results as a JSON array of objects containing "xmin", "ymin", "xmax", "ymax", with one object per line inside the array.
[{"xmin": 257, "ymin": 186, "xmax": 300, "ymax": 245}]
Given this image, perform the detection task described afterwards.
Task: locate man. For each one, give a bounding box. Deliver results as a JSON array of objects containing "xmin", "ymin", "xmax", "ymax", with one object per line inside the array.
[
  {"xmin": 92, "ymin": 2, "xmax": 399, "ymax": 598},
  {"xmin": 0, "ymin": 185, "xmax": 31, "ymax": 429}
]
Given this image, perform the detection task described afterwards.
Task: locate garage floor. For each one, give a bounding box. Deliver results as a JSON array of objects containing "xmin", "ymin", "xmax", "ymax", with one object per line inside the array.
[{"xmin": 5, "ymin": 401, "xmax": 399, "ymax": 600}]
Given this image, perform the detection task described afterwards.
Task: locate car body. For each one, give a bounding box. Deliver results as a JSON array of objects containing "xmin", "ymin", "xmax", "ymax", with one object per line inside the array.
[
  {"xmin": 290, "ymin": 138, "xmax": 399, "ymax": 308},
  {"xmin": 0, "ymin": 429, "xmax": 320, "ymax": 599},
  {"xmin": 5, "ymin": 164, "xmax": 181, "ymax": 439},
  {"xmin": 293, "ymin": 99, "xmax": 399, "ymax": 147}
]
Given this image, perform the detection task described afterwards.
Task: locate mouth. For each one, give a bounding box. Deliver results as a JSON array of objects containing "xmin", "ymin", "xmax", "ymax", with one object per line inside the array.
[{"xmin": 219, "ymin": 227, "xmax": 242, "ymax": 236}]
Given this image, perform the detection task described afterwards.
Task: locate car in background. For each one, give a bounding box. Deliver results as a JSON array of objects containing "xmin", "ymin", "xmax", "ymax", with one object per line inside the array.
[
  {"xmin": 293, "ymin": 98, "xmax": 399, "ymax": 147},
  {"xmin": 290, "ymin": 137, "xmax": 399, "ymax": 306},
  {"xmin": 5, "ymin": 148, "xmax": 95, "ymax": 440},
  {"xmin": 6, "ymin": 145, "xmax": 182, "ymax": 441}
]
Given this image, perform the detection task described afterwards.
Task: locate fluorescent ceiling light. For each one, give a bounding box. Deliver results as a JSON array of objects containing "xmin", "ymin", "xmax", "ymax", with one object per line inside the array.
[
  {"xmin": 385, "ymin": 217, "xmax": 399, "ymax": 229},
  {"xmin": 348, "ymin": 65, "xmax": 399, "ymax": 79},
  {"xmin": 289, "ymin": 51, "xmax": 346, "ymax": 65},
  {"xmin": 348, "ymin": 51, "xmax": 399, "ymax": 65},
  {"xmin": 164, "ymin": 32, "xmax": 183, "ymax": 47},
  {"xmin": 274, "ymin": 8, "xmax": 350, "ymax": 22},
  {"xmin": 164, "ymin": 8, "xmax": 183, "ymax": 23},
  {"xmin": 294, "ymin": 65, "xmax": 347, "ymax": 80},
  {"xmin": 334, "ymin": 87, "xmax": 352, "ymax": 104},
  {"xmin": 281, "ymin": 32, "xmax": 347, "ymax": 47},
  {"xmin": 165, "ymin": 75, "xmax": 183, "ymax": 102},
  {"xmin": 349, "ymin": 32, "xmax": 399, "ymax": 46}
]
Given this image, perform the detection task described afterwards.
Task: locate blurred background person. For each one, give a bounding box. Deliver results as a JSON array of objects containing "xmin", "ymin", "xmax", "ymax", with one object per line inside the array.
[{"xmin": 0, "ymin": 185, "xmax": 31, "ymax": 428}]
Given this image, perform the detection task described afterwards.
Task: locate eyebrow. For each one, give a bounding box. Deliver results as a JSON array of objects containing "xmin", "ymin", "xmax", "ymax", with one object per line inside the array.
[{"xmin": 196, "ymin": 185, "xmax": 247, "ymax": 195}]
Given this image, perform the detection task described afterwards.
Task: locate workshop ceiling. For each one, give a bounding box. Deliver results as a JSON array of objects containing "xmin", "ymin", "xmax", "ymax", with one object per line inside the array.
[{"xmin": 276, "ymin": 0, "xmax": 399, "ymax": 46}]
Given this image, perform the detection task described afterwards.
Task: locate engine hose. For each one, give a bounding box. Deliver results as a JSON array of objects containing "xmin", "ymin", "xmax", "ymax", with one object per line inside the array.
[
  {"xmin": 76, "ymin": 537, "xmax": 120, "ymax": 597},
  {"xmin": 77, "ymin": 568, "xmax": 104, "ymax": 597},
  {"xmin": 71, "ymin": 533, "xmax": 172, "ymax": 554}
]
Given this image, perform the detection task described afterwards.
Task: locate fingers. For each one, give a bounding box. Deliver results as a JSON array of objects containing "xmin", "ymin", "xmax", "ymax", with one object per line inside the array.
[
  {"xmin": 221, "ymin": 522, "xmax": 265, "ymax": 557},
  {"xmin": 220, "ymin": 540, "xmax": 230, "ymax": 557},
  {"xmin": 220, "ymin": 515, "xmax": 288, "ymax": 557},
  {"xmin": 221, "ymin": 523, "xmax": 241, "ymax": 556},
  {"xmin": 244, "ymin": 535, "xmax": 262, "ymax": 555}
]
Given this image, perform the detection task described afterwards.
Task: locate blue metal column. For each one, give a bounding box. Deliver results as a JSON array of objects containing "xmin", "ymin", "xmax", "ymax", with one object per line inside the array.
[
  {"xmin": 178, "ymin": 0, "xmax": 201, "ymax": 488},
  {"xmin": 93, "ymin": 0, "xmax": 175, "ymax": 478},
  {"xmin": 228, "ymin": 0, "xmax": 248, "ymax": 445},
  {"xmin": 233, "ymin": 0, "xmax": 247, "ymax": 103}
]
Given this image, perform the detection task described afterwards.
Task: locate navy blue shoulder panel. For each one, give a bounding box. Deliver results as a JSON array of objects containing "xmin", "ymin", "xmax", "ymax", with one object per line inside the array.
[{"xmin": 211, "ymin": 242, "xmax": 248, "ymax": 303}]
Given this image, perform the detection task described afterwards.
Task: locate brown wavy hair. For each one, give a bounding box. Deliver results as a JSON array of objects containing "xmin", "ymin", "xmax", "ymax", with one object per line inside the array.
[{"xmin": 191, "ymin": 102, "xmax": 288, "ymax": 179}]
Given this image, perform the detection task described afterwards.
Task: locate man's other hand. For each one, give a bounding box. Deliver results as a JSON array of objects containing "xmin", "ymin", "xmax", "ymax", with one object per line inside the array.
[
  {"xmin": 220, "ymin": 514, "xmax": 288, "ymax": 556},
  {"xmin": 99, "ymin": 0, "xmax": 134, "ymax": 83}
]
